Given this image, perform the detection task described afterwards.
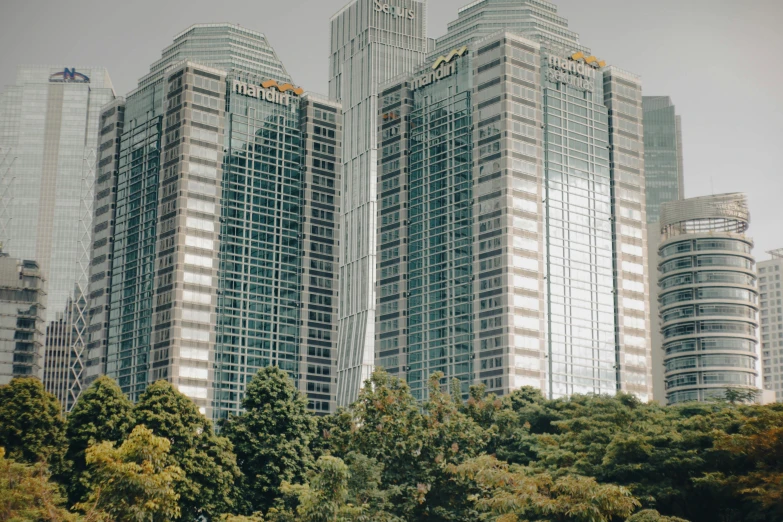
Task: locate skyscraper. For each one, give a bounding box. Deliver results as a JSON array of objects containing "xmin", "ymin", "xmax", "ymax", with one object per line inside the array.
[
  {"xmin": 642, "ymin": 96, "xmax": 683, "ymax": 225},
  {"xmin": 90, "ymin": 24, "xmax": 341, "ymax": 418},
  {"xmin": 84, "ymin": 98, "xmax": 125, "ymax": 387},
  {"xmin": 642, "ymin": 96, "xmax": 685, "ymax": 401},
  {"xmin": 759, "ymin": 249, "xmax": 783, "ymax": 401},
  {"xmin": 329, "ymin": 0, "xmax": 429, "ymax": 406},
  {"xmin": 0, "ymin": 65, "xmax": 115, "ymax": 409},
  {"xmin": 657, "ymin": 193, "xmax": 759, "ymax": 404},
  {"xmin": 0, "ymin": 250, "xmax": 46, "ymax": 384},
  {"xmin": 376, "ymin": 0, "xmax": 652, "ymax": 401}
]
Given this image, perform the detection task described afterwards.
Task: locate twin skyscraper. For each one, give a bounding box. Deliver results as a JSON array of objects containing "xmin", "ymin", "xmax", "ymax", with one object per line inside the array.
[
  {"xmin": 334, "ymin": 0, "xmax": 652, "ymax": 406},
  {"xmin": 0, "ymin": 0, "xmax": 762, "ymax": 416}
]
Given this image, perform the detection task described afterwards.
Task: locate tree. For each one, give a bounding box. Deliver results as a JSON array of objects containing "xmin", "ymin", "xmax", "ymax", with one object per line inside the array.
[
  {"xmin": 268, "ymin": 454, "xmax": 399, "ymax": 522},
  {"xmin": 64, "ymin": 376, "xmax": 135, "ymax": 505},
  {"xmin": 627, "ymin": 510, "xmax": 690, "ymax": 522},
  {"xmin": 220, "ymin": 515, "xmax": 265, "ymax": 522},
  {"xmin": 77, "ymin": 425, "xmax": 183, "ymax": 522},
  {"xmin": 134, "ymin": 380, "xmax": 242, "ymax": 521},
  {"xmin": 0, "ymin": 377, "xmax": 66, "ymax": 471},
  {"xmin": 220, "ymin": 367, "xmax": 317, "ymax": 514},
  {"xmin": 0, "ymin": 447, "xmax": 77, "ymax": 522},
  {"xmin": 702, "ymin": 406, "xmax": 783, "ymax": 519},
  {"xmin": 722, "ymin": 388, "xmax": 758, "ymax": 405},
  {"xmin": 451, "ymin": 454, "xmax": 640, "ymax": 522},
  {"xmin": 272, "ymin": 456, "xmax": 359, "ymax": 521},
  {"xmin": 474, "ymin": 388, "xmax": 783, "ymax": 522},
  {"xmin": 316, "ymin": 370, "xmax": 490, "ymax": 521}
]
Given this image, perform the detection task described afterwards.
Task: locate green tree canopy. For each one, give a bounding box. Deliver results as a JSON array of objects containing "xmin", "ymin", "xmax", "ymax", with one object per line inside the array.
[
  {"xmin": 627, "ymin": 510, "xmax": 690, "ymax": 522},
  {"xmin": 0, "ymin": 447, "xmax": 77, "ymax": 522},
  {"xmin": 64, "ymin": 375, "xmax": 135, "ymax": 505},
  {"xmin": 319, "ymin": 370, "xmax": 491, "ymax": 520},
  {"xmin": 268, "ymin": 453, "xmax": 400, "ymax": 522},
  {"xmin": 77, "ymin": 425, "xmax": 183, "ymax": 522},
  {"xmin": 134, "ymin": 380, "xmax": 242, "ymax": 521},
  {"xmin": 220, "ymin": 366, "xmax": 317, "ymax": 514},
  {"xmin": 0, "ymin": 377, "xmax": 66, "ymax": 471},
  {"xmin": 451, "ymin": 454, "xmax": 640, "ymax": 522}
]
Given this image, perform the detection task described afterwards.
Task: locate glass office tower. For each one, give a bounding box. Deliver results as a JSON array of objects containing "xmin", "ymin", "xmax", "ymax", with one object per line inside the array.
[
  {"xmin": 658, "ymin": 193, "xmax": 759, "ymax": 404},
  {"xmin": 329, "ymin": 0, "xmax": 429, "ymax": 406},
  {"xmin": 92, "ymin": 24, "xmax": 341, "ymax": 418},
  {"xmin": 642, "ymin": 96, "xmax": 683, "ymax": 225},
  {"xmin": 0, "ymin": 65, "xmax": 115, "ymax": 410},
  {"xmin": 377, "ymin": 0, "xmax": 652, "ymax": 401}
]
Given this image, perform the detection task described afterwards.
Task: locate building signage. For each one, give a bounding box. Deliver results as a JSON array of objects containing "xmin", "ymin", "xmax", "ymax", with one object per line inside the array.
[
  {"xmin": 373, "ymin": 0, "xmax": 415, "ymax": 20},
  {"xmin": 545, "ymin": 52, "xmax": 605, "ymax": 93},
  {"xmin": 714, "ymin": 200, "xmax": 748, "ymax": 220},
  {"xmin": 412, "ymin": 47, "xmax": 468, "ymax": 91},
  {"xmin": 49, "ymin": 68, "xmax": 90, "ymax": 83},
  {"xmin": 232, "ymin": 79, "xmax": 303, "ymax": 107}
]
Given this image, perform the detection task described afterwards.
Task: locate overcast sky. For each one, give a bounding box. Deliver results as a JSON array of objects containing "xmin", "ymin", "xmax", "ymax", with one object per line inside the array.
[{"xmin": 1, "ymin": 0, "xmax": 781, "ymax": 257}]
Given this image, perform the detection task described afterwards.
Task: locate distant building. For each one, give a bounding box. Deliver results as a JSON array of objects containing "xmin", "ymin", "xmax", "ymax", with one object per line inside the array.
[
  {"xmin": 642, "ymin": 96, "xmax": 684, "ymax": 225},
  {"xmin": 642, "ymin": 96, "xmax": 685, "ymax": 403},
  {"xmin": 374, "ymin": 0, "xmax": 653, "ymax": 402},
  {"xmin": 42, "ymin": 300, "xmax": 79, "ymax": 401},
  {"xmin": 0, "ymin": 250, "xmax": 46, "ymax": 385},
  {"xmin": 0, "ymin": 65, "xmax": 115, "ymax": 409},
  {"xmin": 657, "ymin": 193, "xmax": 760, "ymax": 404},
  {"xmin": 759, "ymin": 249, "xmax": 783, "ymax": 401},
  {"xmin": 89, "ymin": 24, "xmax": 342, "ymax": 418}
]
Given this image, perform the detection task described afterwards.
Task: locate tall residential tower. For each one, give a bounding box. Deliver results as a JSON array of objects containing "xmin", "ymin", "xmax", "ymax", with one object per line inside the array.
[
  {"xmin": 329, "ymin": 0, "xmax": 429, "ymax": 405},
  {"xmin": 759, "ymin": 249, "xmax": 783, "ymax": 401},
  {"xmin": 376, "ymin": 0, "xmax": 653, "ymax": 401},
  {"xmin": 0, "ymin": 66, "xmax": 115, "ymax": 410},
  {"xmin": 657, "ymin": 194, "xmax": 759, "ymax": 404}
]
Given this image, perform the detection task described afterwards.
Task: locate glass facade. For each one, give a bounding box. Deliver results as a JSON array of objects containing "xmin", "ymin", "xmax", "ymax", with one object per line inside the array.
[
  {"xmin": 214, "ymin": 87, "xmax": 303, "ymax": 417},
  {"xmin": 544, "ymin": 61, "xmax": 616, "ymax": 397},
  {"xmin": 642, "ymin": 96, "xmax": 683, "ymax": 224},
  {"xmin": 329, "ymin": 0, "xmax": 429, "ymax": 406},
  {"xmin": 376, "ymin": 0, "xmax": 653, "ymax": 401},
  {"xmin": 406, "ymin": 55, "xmax": 474, "ymax": 400},
  {"xmin": 107, "ymin": 113, "xmax": 161, "ymax": 402},
  {"xmin": 0, "ymin": 65, "xmax": 115, "ymax": 410},
  {"xmin": 98, "ymin": 25, "xmax": 342, "ymax": 418},
  {"xmin": 658, "ymin": 194, "xmax": 759, "ymax": 404}
]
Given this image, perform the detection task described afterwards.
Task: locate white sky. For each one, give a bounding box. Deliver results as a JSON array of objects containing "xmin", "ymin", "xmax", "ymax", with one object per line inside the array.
[{"xmin": 1, "ymin": 0, "xmax": 781, "ymax": 258}]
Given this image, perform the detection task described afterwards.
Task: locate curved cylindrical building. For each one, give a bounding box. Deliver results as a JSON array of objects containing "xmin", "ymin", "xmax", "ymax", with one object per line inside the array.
[{"xmin": 658, "ymin": 193, "xmax": 759, "ymax": 404}]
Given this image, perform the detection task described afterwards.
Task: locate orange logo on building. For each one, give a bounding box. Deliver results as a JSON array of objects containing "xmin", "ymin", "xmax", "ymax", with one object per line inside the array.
[
  {"xmin": 260, "ymin": 80, "xmax": 304, "ymax": 96},
  {"xmin": 570, "ymin": 52, "xmax": 606, "ymax": 68}
]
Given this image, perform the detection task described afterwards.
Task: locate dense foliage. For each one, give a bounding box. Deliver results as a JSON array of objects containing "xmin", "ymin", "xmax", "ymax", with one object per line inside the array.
[
  {"xmin": 134, "ymin": 380, "xmax": 242, "ymax": 520},
  {"xmin": 1, "ymin": 371, "xmax": 781, "ymax": 521},
  {"xmin": 63, "ymin": 375, "xmax": 135, "ymax": 505},
  {"xmin": 219, "ymin": 365, "xmax": 318, "ymax": 514}
]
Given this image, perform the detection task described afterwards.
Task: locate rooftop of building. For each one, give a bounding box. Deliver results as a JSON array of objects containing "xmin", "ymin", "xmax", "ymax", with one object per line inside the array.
[
  {"xmin": 659, "ymin": 192, "xmax": 750, "ymax": 236},
  {"xmin": 132, "ymin": 23, "xmax": 293, "ymax": 95}
]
